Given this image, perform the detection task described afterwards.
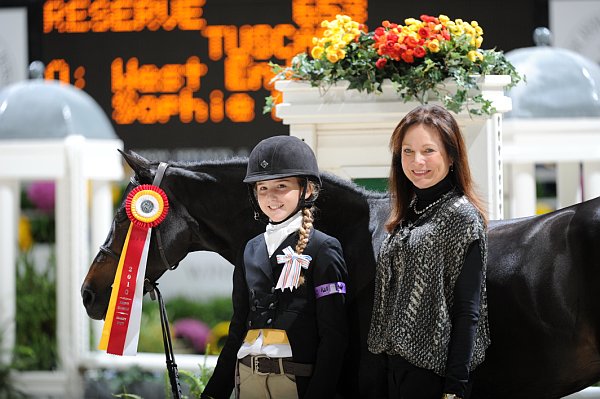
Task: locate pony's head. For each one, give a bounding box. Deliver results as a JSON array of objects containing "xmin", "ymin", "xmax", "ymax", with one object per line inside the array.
[{"xmin": 81, "ymin": 151, "xmax": 203, "ymax": 319}]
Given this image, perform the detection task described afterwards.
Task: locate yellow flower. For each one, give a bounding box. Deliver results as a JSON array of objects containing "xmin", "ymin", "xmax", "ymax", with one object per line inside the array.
[
  {"xmin": 326, "ymin": 46, "xmax": 345, "ymax": 62},
  {"xmin": 207, "ymin": 321, "xmax": 230, "ymax": 355},
  {"xmin": 326, "ymin": 51, "xmax": 340, "ymax": 63},
  {"xmin": 438, "ymin": 14, "xmax": 450, "ymax": 24},
  {"xmin": 405, "ymin": 18, "xmax": 419, "ymax": 25},
  {"xmin": 467, "ymin": 50, "xmax": 484, "ymax": 62},
  {"xmin": 427, "ymin": 39, "xmax": 441, "ymax": 53},
  {"xmin": 342, "ymin": 33, "xmax": 355, "ymax": 43},
  {"xmin": 338, "ymin": 14, "xmax": 352, "ymax": 24},
  {"xmin": 476, "ymin": 36, "xmax": 483, "ymax": 48},
  {"xmin": 311, "ymin": 45, "xmax": 324, "ymax": 59},
  {"xmin": 18, "ymin": 216, "xmax": 33, "ymax": 251},
  {"xmin": 450, "ymin": 25, "xmax": 463, "ymax": 36},
  {"xmin": 310, "ymin": 14, "xmax": 361, "ymax": 63}
]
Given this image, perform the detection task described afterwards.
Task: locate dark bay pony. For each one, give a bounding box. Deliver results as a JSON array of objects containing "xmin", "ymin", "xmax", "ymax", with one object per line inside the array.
[{"xmin": 81, "ymin": 151, "xmax": 600, "ymax": 398}]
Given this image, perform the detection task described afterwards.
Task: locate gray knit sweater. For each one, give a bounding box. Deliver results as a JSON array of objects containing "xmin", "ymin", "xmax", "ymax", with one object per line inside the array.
[{"xmin": 368, "ymin": 194, "xmax": 490, "ymax": 375}]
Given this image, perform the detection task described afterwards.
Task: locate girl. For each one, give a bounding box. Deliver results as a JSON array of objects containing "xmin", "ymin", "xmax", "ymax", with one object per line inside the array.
[{"xmin": 202, "ymin": 135, "xmax": 348, "ymax": 399}]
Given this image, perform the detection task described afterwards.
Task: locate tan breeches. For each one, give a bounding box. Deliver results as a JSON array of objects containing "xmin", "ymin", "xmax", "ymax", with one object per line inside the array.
[{"xmin": 236, "ymin": 362, "xmax": 298, "ymax": 399}]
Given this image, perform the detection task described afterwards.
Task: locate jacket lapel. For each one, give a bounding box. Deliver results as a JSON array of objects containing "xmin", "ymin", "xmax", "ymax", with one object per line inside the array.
[{"xmin": 254, "ymin": 234, "xmax": 274, "ymax": 283}]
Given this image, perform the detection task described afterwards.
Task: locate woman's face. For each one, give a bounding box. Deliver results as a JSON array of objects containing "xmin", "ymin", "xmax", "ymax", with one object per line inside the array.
[
  {"xmin": 255, "ymin": 177, "xmax": 312, "ymax": 222},
  {"xmin": 400, "ymin": 123, "xmax": 451, "ymax": 189}
]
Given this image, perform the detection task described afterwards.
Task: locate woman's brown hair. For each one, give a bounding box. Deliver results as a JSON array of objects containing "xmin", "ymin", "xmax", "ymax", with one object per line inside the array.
[{"xmin": 386, "ymin": 104, "xmax": 487, "ymax": 232}]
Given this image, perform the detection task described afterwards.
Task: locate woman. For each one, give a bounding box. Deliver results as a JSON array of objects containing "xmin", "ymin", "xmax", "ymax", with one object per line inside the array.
[{"xmin": 368, "ymin": 104, "xmax": 490, "ymax": 399}]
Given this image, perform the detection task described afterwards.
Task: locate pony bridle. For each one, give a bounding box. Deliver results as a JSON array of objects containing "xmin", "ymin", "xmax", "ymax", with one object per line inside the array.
[{"xmin": 99, "ymin": 162, "xmax": 177, "ymax": 278}]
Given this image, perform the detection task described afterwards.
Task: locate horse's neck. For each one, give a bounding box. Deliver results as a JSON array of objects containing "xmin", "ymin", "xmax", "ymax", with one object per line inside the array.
[{"xmin": 178, "ymin": 163, "xmax": 262, "ymax": 264}]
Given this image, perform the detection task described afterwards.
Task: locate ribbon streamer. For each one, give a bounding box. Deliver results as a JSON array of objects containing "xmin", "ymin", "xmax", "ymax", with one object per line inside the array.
[
  {"xmin": 98, "ymin": 184, "xmax": 169, "ymax": 356},
  {"xmin": 275, "ymin": 246, "xmax": 312, "ymax": 291}
]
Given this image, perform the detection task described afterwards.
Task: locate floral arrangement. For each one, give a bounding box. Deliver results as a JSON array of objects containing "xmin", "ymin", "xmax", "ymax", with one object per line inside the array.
[{"xmin": 265, "ymin": 14, "xmax": 522, "ymax": 115}]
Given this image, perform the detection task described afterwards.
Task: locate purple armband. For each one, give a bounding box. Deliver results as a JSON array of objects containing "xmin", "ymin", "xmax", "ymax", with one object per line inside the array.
[{"xmin": 314, "ymin": 282, "xmax": 346, "ymax": 298}]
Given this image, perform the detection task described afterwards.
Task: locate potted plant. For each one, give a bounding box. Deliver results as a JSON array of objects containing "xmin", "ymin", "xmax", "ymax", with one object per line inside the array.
[{"xmin": 265, "ymin": 14, "xmax": 521, "ymax": 115}]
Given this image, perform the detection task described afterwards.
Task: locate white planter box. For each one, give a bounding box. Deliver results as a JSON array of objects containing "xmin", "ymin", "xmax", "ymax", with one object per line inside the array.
[{"xmin": 274, "ymin": 76, "xmax": 513, "ymax": 220}]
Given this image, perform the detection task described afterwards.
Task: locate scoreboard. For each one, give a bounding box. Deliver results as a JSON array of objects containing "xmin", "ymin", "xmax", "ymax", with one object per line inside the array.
[{"xmin": 39, "ymin": 0, "xmax": 542, "ymax": 161}]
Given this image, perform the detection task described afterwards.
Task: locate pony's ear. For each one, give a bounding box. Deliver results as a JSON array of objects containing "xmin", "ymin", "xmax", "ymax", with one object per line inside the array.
[{"xmin": 119, "ymin": 150, "xmax": 152, "ymax": 182}]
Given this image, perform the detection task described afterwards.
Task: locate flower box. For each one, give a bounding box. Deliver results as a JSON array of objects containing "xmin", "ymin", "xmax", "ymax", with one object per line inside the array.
[
  {"xmin": 275, "ymin": 75, "xmax": 512, "ymax": 123},
  {"xmin": 274, "ymin": 77, "xmax": 513, "ymax": 220}
]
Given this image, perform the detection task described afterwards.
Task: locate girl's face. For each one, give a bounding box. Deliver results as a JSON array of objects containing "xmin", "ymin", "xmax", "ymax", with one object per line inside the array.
[
  {"xmin": 256, "ymin": 177, "xmax": 313, "ymax": 222},
  {"xmin": 401, "ymin": 123, "xmax": 451, "ymax": 189}
]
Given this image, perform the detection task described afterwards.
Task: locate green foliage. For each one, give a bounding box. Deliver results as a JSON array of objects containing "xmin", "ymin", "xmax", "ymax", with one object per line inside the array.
[
  {"xmin": 26, "ymin": 213, "xmax": 55, "ymax": 244},
  {"xmin": 178, "ymin": 353, "xmax": 215, "ymax": 398},
  {"xmin": 164, "ymin": 297, "xmax": 233, "ymax": 328},
  {"xmin": 0, "ymin": 365, "xmax": 27, "ymax": 399},
  {"xmin": 85, "ymin": 367, "xmax": 163, "ymax": 398},
  {"xmin": 136, "ymin": 301, "xmax": 165, "ymax": 353},
  {"xmin": 85, "ymin": 359, "xmax": 215, "ymax": 399},
  {"xmin": 13, "ymin": 250, "xmax": 57, "ymax": 371},
  {"xmin": 0, "ymin": 334, "xmax": 27, "ymax": 399}
]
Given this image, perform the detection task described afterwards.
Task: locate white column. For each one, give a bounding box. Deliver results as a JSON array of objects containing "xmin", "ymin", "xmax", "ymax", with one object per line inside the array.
[
  {"xmin": 510, "ymin": 163, "xmax": 536, "ymax": 218},
  {"xmin": 89, "ymin": 180, "xmax": 115, "ymax": 349},
  {"xmin": 556, "ymin": 162, "xmax": 581, "ymax": 208},
  {"xmin": 462, "ymin": 114, "xmax": 503, "ymax": 220},
  {"xmin": 56, "ymin": 136, "xmax": 87, "ymax": 397},
  {"xmin": 290, "ymin": 124, "xmax": 317, "ymax": 150},
  {"xmin": 583, "ymin": 161, "xmax": 600, "ymax": 201},
  {"xmin": 0, "ymin": 180, "xmax": 18, "ymax": 364}
]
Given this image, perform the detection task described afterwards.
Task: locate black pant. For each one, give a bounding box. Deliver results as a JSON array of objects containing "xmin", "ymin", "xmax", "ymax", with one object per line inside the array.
[{"xmin": 387, "ymin": 355, "xmax": 444, "ymax": 399}]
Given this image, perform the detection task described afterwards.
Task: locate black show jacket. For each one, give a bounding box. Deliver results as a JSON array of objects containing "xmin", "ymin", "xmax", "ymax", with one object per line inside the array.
[{"xmin": 203, "ymin": 229, "xmax": 349, "ymax": 399}]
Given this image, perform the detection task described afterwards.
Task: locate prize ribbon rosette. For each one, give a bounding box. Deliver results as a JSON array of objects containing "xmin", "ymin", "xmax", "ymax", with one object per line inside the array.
[{"xmin": 98, "ymin": 184, "xmax": 169, "ymax": 356}]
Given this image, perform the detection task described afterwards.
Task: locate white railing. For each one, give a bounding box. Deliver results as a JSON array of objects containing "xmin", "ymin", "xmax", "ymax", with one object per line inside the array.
[{"xmin": 503, "ymin": 118, "xmax": 600, "ymax": 218}]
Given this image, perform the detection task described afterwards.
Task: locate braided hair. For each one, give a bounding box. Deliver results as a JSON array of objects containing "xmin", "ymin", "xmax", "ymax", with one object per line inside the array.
[{"xmin": 295, "ymin": 180, "xmax": 319, "ymax": 285}]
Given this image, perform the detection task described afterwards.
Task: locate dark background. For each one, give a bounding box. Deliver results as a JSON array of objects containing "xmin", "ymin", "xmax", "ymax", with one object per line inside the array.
[{"xmin": 2, "ymin": 0, "xmax": 549, "ymax": 160}]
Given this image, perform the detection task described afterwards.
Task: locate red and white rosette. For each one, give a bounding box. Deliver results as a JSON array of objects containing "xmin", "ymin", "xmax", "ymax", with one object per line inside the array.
[{"xmin": 99, "ymin": 185, "xmax": 169, "ymax": 356}]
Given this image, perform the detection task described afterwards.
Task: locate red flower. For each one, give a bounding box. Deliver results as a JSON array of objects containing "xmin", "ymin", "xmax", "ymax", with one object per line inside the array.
[
  {"xmin": 401, "ymin": 50, "xmax": 415, "ymax": 63},
  {"xmin": 418, "ymin": 27, "xmax": 430, "ymax": 39},
  {"xmin": 413, "ymin": 46, "xmax": 426, "ymax": 58},
  {"xmin": 420, "ymin": 15, "xmax": 439, "ymax": 24},
  {"xmin": 404, "ymin": 36, "xmax": 419, "ymax": 48},
  {"xmin": 376, "ymin": 57, "xmax": 388, "ymax": 69},
  {"xmin": 374, "ymin": 26, "xmax": 385, "ymax": 37}
]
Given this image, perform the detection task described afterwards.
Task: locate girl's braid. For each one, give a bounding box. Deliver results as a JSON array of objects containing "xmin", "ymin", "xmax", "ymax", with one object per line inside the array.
[{"xmin": 295, "ymin": 206, "xmax": 314, "ymax": 255}]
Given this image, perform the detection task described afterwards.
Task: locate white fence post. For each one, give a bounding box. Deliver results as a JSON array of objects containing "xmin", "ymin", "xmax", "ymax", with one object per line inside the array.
[{"xmin": 0, "ymin": 179, "xmax": 18, "ymax": 364}]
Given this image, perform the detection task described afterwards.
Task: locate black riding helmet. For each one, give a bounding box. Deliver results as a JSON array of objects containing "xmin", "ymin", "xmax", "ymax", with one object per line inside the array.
[{"xmin": 244, "ymin": 135, "xmax": 321, "ymax": 222}]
